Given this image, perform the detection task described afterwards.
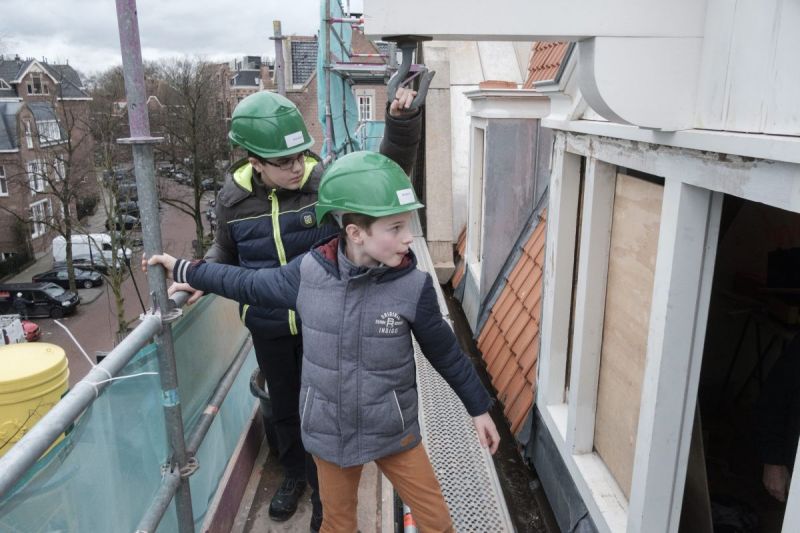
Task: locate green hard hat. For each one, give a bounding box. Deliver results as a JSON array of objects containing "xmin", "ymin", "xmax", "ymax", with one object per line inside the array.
[
  {"xmin": 316, "ymin": 151, "xmax": 424, "ymax": 225},
  {"xmin": 228, "ymin": 91, "xmax": 314, "ymax": 159}
]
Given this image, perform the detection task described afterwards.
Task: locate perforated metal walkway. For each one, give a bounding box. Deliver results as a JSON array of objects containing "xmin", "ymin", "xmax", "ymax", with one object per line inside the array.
[{"xmin": 409, "ymin": 220, "xmax": 514, "ymax": 532}]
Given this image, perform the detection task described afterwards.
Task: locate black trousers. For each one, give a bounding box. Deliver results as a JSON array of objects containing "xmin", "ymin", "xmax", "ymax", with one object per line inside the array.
[{"xmin": 251, "ymin": 330, "xmax": 320, "ymax": 507}]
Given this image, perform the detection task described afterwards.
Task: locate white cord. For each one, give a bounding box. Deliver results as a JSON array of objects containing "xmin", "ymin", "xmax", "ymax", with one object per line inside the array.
[{"xmin": 53, "ymin": 318, "xmax": 99, "ymax": 371}]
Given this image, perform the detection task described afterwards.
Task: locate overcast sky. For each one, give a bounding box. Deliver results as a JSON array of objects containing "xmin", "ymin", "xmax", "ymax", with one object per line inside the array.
[{"xmin": 0, "ymin": 0, "xmax": 365, "ymax": 78}]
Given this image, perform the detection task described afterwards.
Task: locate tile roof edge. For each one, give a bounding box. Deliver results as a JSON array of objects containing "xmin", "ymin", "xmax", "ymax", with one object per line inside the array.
[{"xmin": 474, "ymin": 188, "xmax": 549, "ymax": 336}]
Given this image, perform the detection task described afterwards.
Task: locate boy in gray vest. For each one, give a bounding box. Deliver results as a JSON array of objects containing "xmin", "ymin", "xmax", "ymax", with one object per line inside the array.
[{"xmin": 145, "ymin": 151, "xmax": 500, "ymax": 532}]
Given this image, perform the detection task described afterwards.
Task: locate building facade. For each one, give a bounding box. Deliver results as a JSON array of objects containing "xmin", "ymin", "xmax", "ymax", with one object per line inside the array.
[{"xmin": 0, "ymin": 56, "xmax": 93, "ymax": 262}]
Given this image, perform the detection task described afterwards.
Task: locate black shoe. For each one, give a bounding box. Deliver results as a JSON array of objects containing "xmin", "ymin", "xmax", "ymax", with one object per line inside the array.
[{"xmin": 269, "ymin": 477, "xmax": 307, "ymax": 522}]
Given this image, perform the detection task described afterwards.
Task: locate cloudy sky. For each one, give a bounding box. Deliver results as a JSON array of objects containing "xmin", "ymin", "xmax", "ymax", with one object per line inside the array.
[{"xmin": 1, "ymin": 0, "xmax": 365, "ymax": 78}]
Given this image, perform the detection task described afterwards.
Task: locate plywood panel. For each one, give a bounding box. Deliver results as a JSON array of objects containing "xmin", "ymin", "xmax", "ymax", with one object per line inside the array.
[{"xmin": 593, "ymin": 173, "xmax": 663, "ymax": 498}]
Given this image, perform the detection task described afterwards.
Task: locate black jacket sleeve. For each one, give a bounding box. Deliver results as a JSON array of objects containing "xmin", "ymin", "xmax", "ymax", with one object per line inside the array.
[
  {"xmin": 175, "ymin": 255, "xmax": 302, "ymax": 310},
  {"xmin": 379, "ymin": 104, "xmax": 422, "ymax": 175},
  {"xmin": 410, "ymin": 274, "xmax": 492, "ymax": 417}
]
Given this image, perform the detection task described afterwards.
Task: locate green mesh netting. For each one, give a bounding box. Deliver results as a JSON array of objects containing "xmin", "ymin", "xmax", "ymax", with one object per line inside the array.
[{"xmin": 318, "ymin": 0, "xmax": 362, "ymax": 158}]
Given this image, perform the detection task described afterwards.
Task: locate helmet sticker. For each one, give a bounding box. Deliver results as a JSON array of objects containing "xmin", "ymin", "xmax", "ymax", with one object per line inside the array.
[
  {"xmin": 284, "ymin": 131, "xmax": 305, "ymax": 148},
  {"xmin": 396, "ymin": 188, "xmax": 416, "ymax": 205}
]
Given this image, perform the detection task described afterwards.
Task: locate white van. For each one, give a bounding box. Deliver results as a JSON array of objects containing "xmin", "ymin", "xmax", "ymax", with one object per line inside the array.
[{"xmin": 52, "ymin": 233, "xmax": 132, "ymax": 272}]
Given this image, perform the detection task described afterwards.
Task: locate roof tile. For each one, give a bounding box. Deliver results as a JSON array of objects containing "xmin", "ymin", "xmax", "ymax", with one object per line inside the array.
[
  {"xmin": 523, "ymin": 42, "xmax": 570, "ymax": 88},
  {"xmin": 475, "ymin": 219, "xmax": 547, "ymax": 437}
]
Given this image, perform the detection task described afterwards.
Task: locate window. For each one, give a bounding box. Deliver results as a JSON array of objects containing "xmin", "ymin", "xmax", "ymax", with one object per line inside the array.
[
  {"xmin": 30, "ymin": 199, "xmax": 50, "ymax": 238},
  {"xmin": 54, "ymin": 157, "xmax": 65, "ymax": 181},
  {"xmin": 26, "ymin": 73, "xmax": 49, "ymax": 95},
  {"xmin": 0, "ymin": 165, "xmax": 7, "ymax": 196},
  {"xmin": 0, "ymin": 79, "xmax": 10, "ymax": 89},
  {"xmin": 27, "ymin": 160, "xmax": 45, "ymax": 194},
  {"xmin": 24, "ymin": 121, "xmax": 33, "ymax": 149},
  {"xmin": 357, "ymin": 94, "xmax": 374, "ymax": 121},
  {"xmin": 37, "ymin": 120, "xmax": 62, "ymax": 145}
]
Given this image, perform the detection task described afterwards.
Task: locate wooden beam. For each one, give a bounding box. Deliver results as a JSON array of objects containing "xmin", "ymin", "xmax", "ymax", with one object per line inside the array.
[
  {"xmin": 566, "ymin": 157, "xmax": 616, "ymax": 453},
  {"xmin": 538, "ymin": 134, "xmax": 581, "ymax": 406},
  {"xmin": 627, "ymin": 181, "xmax": 721, "ymax": 533}
]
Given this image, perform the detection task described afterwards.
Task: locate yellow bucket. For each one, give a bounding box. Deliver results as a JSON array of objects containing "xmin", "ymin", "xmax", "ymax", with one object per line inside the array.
[{"xmin": 0, "ymin": 343, "xmax": 69, "ymax": 457}]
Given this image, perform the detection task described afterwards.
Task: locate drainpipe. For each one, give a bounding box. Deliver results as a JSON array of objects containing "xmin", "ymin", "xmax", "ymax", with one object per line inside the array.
[
  {"xmin": 113, "ymin": 2, "xmax": 194, "ymax": 532},
  {"xmin": 271, "ymin": 21, "xmax": 286, "ymax": 96}
]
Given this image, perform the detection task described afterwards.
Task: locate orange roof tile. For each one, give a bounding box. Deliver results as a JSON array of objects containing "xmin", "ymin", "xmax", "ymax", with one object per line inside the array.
[
  {"xmin": 508, "ymin": 386, "xmax": 534, "ymax": 434},
  {"xmin": 523, "ymin": 42, "xmax": 570, "ymax": 89},
  {"xmin": 476, "ymin": 216, "xmax": 547, "ymax": 437}
]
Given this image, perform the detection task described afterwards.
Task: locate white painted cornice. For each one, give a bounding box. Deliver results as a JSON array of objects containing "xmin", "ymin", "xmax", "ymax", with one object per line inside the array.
[
  {"xmin": 365, "ymin": 0, "xmax": 710, "ymax": 131},
  {"xmin": 465, "ymin": 89, "xmax": 550, "ymax": 120}
]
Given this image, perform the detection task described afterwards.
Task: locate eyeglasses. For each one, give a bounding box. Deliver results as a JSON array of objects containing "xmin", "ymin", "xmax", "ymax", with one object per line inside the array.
[{"xmin": 262, "ymin": 151, "xmax": 305, "ymax": 171}]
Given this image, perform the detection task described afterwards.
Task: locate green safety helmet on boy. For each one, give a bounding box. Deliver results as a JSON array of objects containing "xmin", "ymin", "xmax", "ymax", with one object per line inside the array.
[
  {"xmin": 228, "ymin": 91, "xmax": 314, "ymax": 159},
  {"xmin": 315, "ymin": 151, "xmax": 424, "ymax": 226}
]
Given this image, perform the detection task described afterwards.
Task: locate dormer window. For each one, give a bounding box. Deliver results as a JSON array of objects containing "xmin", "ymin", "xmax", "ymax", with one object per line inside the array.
[
  {"xmin": 27, "ymin": 73, "xmax": 49, "ymax": 95},
  {"xmin": 0, "ymin": 79, "xmax": 10, "ymax": 90}
]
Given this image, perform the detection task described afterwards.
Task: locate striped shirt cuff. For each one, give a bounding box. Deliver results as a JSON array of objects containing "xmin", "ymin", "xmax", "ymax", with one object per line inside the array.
[{"xmin": 174, "ymin": 258, "xmax": 192, "ymax": 284}]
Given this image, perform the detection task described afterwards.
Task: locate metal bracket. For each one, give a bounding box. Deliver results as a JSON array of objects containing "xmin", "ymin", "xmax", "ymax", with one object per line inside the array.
[{"xmin": 383, "ymin": 35, "xmax": 435, "ymax": 111}]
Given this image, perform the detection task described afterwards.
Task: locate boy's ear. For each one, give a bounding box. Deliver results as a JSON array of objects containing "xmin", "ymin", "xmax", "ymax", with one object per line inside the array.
[
  {"xmin": 345, "ymin": 223, "xmax": 363, "ymax": 244},
  {"xmin": 248, "ymin": 156, "xmax": 263, "ymax": 172}
]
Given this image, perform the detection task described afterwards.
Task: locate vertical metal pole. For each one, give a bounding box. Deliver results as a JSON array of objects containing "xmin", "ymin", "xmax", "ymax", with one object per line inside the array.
[
  {"xmin": 324, "ymin": 0, "xmax": 335, "ymax": 159},
  {"xmin": 113, "ymin": 2, "xmax": 195, "ymax": 532},
  {"xmin": 271, "ymin": 21, "xmax": 286, "ymax": 96}
]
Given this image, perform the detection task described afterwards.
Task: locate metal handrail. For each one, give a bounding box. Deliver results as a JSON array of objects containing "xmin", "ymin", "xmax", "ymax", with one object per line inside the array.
[{"xmin": 0, "ymin": 294, "xmax": 185, "ymax": 497}]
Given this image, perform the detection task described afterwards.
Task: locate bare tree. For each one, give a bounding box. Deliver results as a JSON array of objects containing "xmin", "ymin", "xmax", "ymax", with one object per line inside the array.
[
  {"xmin": 155, "ymin": 58, "xmax": 228, "ymax": 257},
  {"xmin": 86, "ymin": 65, "xmax": 139, "ymax": 339}
]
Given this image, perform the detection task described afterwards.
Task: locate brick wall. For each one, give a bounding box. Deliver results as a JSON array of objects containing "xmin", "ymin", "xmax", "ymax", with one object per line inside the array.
[{"xmin": 287, "ymin": 74, "xmax": 324, "ymax": 155}]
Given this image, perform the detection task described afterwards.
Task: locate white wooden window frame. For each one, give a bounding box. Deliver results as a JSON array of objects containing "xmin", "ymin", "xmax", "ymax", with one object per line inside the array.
[
  {"xmin": 465, "ymin": 120, "xmax": 487, "ymax": 284},
  {"xmin": 538, "ymin": 131, "xmax": 727, "ymax": 533},
  {"xmin": 37, "ymin": 120, "xmax": 62, "ymax": 146},
  {"xmin": 24, "ymin": 120, "xmax": 33, "ymax": 149},
  {"xmin": 26, "ymin": 73, "xmax": 49, "ymax": 95},
  {"xmin": 27, "ymin": 159, "xmax": 45, "ymax": 194},
  {"xmin": 356, "ymin": 89, "xmax": 375, "ymax": 122},
  {"xmin": 0, "ymin": 165, "xmax": 7, "ymax": 196},
  {"xmin": 0, "ymin": 79, "xmax": 10, "ymax": 89},
  {"xmin": 29, "ymin": 199, "xmax": 50, "ymax": 238}
]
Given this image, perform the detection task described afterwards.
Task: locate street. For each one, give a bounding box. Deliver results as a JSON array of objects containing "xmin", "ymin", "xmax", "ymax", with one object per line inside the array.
[{"xmin": 6, "ymin": 182, "xmax": 214, "ymax": 386}]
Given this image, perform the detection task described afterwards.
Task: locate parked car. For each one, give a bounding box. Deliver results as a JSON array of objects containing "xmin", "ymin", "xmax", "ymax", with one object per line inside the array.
[
  {"xmin": 53, "ymin": 259, "xmax": 110, "ymax": 276},
  {"xmin": 0, "ymin": 283, "xmax": 80, "ymax": 319},
  {"xmin": 21, "ymin": 320, "xmax": 41, "ymax": 342},
  {"xmin": 201, "ymin": 177, "xmax": 220, "ymax": 191},
  {"xmin": 33, "ymin": 267, "xmax": 103, "ymax": 289},
  {"xmin": 106, "ymin": 213, "xmax": 141, "ymax": 231},
  {"xmin": 116, "ymin": 200, "xmax": 140, "ymax": 216}
]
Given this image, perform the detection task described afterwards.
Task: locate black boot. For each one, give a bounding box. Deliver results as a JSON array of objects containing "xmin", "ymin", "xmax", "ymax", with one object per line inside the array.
[{"xmin": 269, "ymin": 476, "xmax": 307, "ymax": 521}]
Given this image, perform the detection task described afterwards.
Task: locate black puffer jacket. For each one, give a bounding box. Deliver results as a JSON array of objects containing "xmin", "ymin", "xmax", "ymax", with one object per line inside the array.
[{"xmin": 205, "ymin": 106, "xmax": 423, "ymax": 338}]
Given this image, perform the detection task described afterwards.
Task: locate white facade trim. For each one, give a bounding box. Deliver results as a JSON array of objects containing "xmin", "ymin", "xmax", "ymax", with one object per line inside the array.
[
  {"xmin": 464, "ymin": 89, "xmax": 550, "ymax": 119},
  {"xmin": 538, "ymin": 135, "xmax": 580, "ymax": 406},
  {"xmin": 563, "ymin": 133, "xmax": 800, "ymax": 215},
  {"xmin": 544, "ymin": 118, "xmax": 800, "ymax": 166},
  {"xmin": 535, "ymin": 130, "xmax": 794, "ymax": 532},
  {"xmin": 565, "ymin": 157, "xmax": 615, "ymax": 454},
  {"xmin": 541, "ymin": 404, "xmax": 628, "ymax": 533},
  {"xmin": 627, "ymin": 181, "xmax": 721, "ymax": 532},
  {"xmin": 364, "ymin": 0, "xmax": 707, "ymax": 40}
]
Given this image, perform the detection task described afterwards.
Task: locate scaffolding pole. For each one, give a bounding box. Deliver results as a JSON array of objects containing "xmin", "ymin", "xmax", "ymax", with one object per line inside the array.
[
  {"xmin": 114, "ymin": 1, "xmax": 194, "ymax": 532},
  {"xmin": 271, "ymin": 21, "xmax": 286, "ymax": 96},
  {"xmin": 324, "ymin": 0, "xmax": 335, "ymax": 159}
]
